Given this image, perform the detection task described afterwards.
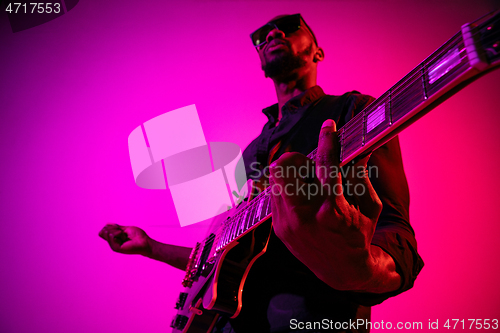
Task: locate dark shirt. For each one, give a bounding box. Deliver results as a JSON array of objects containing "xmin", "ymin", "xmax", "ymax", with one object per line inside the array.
[{"xmin": 225, "ymin": 86, "xmax": 424, "ymax": 333}]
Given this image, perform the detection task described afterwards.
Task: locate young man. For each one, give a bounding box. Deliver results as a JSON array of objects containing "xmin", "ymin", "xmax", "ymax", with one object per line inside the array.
[{"xmin": 100, "ymin": 14, "xmax": 423, "ymax": 332}]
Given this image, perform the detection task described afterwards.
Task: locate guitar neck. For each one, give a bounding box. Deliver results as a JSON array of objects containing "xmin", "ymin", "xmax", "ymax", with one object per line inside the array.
[
  {"xmin": 212, "ymin": 10, "xmax": 500, "ymax": 256},
  {"xmin": 331, "ymin": 10, "xmax": 500, "ymax": 166}
]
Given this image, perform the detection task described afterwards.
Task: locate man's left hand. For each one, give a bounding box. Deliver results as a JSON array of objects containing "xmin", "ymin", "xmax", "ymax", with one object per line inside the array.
[{"xmin": 269, "ymin": 119, "xmax": 400, "ymax": 293}]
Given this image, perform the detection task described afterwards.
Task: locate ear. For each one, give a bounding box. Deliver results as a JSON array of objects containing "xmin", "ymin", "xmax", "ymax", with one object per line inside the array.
[{"xmin": 313, "ymin": 47, "xmax": 325, "ymax": 63}]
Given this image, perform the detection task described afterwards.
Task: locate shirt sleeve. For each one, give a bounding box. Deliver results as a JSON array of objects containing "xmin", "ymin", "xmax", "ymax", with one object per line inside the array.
[{"xmin": 342, "ymin": 93, "xmax": 425, "ymax": 306}]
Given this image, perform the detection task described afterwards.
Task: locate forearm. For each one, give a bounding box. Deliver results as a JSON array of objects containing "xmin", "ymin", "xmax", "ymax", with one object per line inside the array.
[
  {"xmin": 145, "ymin": 238, "xmax": 192, "ymax": 271},
  {"xmin": 299, "ymin": 241, "xmax": 401, "ymax": 294},
  {"xmin": 355, "ymin": 245, "xmax": 401, "ymax": 293}
]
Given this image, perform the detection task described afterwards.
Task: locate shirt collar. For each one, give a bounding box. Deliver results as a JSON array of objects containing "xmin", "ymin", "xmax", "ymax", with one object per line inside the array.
[{"xmin": 262, "ymin": 85, "xmax": 325, "ymax": 122}]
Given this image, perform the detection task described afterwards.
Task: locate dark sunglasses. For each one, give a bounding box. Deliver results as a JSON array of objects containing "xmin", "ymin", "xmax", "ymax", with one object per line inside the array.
[{"xmin": 250, "ymin": 14, "xmax": 318, "ymax": 49}]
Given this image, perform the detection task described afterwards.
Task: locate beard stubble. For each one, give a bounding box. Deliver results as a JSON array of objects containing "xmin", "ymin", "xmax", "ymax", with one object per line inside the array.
[{"xmin": 262, "ymin": 43, "xmax": 313, "ymax": 79}]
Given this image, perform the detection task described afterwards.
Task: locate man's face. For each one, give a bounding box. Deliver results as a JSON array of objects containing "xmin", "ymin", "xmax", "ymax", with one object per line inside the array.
[{"xmin": 256, "ymin": 17, "xmax": 317, "ymax": 79}]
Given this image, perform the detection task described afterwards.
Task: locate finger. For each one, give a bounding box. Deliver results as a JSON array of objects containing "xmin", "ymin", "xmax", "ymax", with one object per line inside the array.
[
  {"xmin": 107, "ymin": 234, "xmax": 124, "ymax": 252},
  {"xmin": 268, "ymin": 162, "xmax": 285, "ymax": 210},
  {"xmin": 315, "ymin": 119, "xmax": 341, "ymax": 189},
  {"xmin": 98, "ymin": 226, "xmax": 113, "ymax": 240},
  {"xmin": 343, "ymin": 161, "xmax": 382, "ymax": 219},
  {"xmin": 99, "ymin": 226, "xmax": 129, "ymax": 253},
  {"xmin": 268, "ymin": 165, "xmax": 291, "ymax": 239},
  {"xmin": 98, "ymin": 224, "xmax": 123, "ymax": 241},
  {"xmin": 98, "ymin": 228, "xmax": 106, "ymax": 239},
  {"xmin": 107, "ymin": 228, "xmax": 132, "ymax": 251},
  {"xmin": 113, "ymin": 230, "xmax": 130, "ymax": 245},
  {"xmin": 350, "ymin": 150, "xmax": 372, "ymax": 169},
  {"xmin": 269, "ymin": 152, "xmax": 318, "ymax": 206}
]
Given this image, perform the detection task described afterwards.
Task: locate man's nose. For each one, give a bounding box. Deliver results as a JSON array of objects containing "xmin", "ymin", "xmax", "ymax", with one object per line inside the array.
[{"xmin": 266, "ymin": 28, "xmax": 285, "ymax": 43}]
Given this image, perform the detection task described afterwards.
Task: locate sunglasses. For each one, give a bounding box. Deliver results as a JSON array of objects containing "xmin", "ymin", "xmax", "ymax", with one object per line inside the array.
[{"xmin": 250, "ymin": 14, "xmax": 318, "ymax": 49}]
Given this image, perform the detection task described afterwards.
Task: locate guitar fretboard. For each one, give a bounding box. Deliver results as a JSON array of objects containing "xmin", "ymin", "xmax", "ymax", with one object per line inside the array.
[
  {"xmin": 338, "ymin": 30, "xmax": 469, "ymax": 163},
  {"xmin": 215, "ymin": 189, "xmax": 273, "ymax": 252}
]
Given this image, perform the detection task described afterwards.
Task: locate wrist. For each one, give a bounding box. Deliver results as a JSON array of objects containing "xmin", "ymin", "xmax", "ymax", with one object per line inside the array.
[
  {"xmin": 142, "ymin": 236, "xmax": 155, "ymax": 258},
  {"xmin": 352, "ymin": 245, "xmax": 401, "ymax": 293},
  {"xmin": 326, "ymin": 248, "xmax": 374, "ymax": 291}
]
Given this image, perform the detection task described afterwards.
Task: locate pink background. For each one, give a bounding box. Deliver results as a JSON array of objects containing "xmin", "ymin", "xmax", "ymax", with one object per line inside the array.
[{"xmin": 1, "ymin": 0, "xmax": 499, "ymax": 332}]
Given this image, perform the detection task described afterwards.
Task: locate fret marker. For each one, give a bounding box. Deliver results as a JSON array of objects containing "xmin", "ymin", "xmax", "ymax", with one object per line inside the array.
[
  {"xmin": 257, "ymin": 199, "xmax": 265, "ymax": 221},
  {"xmin": 241, "ymin": 211, "xmax": 248, "ymax": 234},
  {"xmin": 367, "ymin": 105, "xmax": 386, "ymax": 133},
  {"xmin": 428, "ymin": 47, "xmax": 461, "ymax": 84}
]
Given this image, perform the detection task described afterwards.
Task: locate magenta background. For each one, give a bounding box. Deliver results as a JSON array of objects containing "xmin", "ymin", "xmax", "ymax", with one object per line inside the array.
[{"xmin": 1, "ymin": 0, "xmax": 499, "ymax": 332}]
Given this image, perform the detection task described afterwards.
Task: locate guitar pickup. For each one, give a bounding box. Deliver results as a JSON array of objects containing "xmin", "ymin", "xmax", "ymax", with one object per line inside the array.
[
  {"xmin": 175, "ymin": 292, "xmax": 188, "ymax": 310},
  {"xmin": 170, "ymin": 314, "xmax": 188, "ymax": 330}
]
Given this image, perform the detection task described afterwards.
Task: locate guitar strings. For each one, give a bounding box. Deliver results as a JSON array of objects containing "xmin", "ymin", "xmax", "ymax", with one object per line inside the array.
[
  {"xmin": 337, "ymin": 35, "xmax": 465, "ymax": 136},
  {"xmin": 218, "ymin": 188, "xmax": 272, "ymax": 249},
  {"xmin": 339, "ymin": 33, "xmax": 476, "ymax": 154}
]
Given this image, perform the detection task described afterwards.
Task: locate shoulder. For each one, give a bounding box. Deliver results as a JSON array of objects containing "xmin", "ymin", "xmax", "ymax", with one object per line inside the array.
[
  {"xmin": 321, "ymin": 91, "xmax": 375, "ymax": 111},
  {"xmin": 337, "ymin": 91, "xmax": 375, "ymax": 112}
]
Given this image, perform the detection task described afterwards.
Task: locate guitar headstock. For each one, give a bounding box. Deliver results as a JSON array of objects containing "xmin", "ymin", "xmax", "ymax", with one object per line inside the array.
[{"xmin": 476, "ymin": 10, "xmax": 500, "ymax": 66}]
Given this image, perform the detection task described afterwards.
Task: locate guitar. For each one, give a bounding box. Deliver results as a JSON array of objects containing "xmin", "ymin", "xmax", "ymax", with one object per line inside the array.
[{"xmin": 170, "ymin": 10, "xmax": 500, "ymax": 333}]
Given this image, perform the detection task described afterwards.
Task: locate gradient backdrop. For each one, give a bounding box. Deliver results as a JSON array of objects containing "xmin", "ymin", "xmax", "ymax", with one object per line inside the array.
[{"xmin": 1, "ymin": 0, "xmax": 499, "ymax": 332}]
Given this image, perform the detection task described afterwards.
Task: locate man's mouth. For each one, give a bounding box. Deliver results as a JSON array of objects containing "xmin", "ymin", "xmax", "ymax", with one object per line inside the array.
[{"xmin": 266, "ymin": 40, "xmax": 287, "ymax": 52}]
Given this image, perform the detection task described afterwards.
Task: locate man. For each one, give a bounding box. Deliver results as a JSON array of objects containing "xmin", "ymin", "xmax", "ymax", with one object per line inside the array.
[{"xmin": 100, "ymin": 14, "xmax": 423, "ymax": 332}]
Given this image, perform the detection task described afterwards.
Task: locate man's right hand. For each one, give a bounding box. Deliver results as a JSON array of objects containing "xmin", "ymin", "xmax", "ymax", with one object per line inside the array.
[
  {"xmin": 99, "ymin": 224, "xmax": 152, "ymax": 256},
  {"xmin": 99, "ymin": 224, "xmax": 192, "ymax": 270}
]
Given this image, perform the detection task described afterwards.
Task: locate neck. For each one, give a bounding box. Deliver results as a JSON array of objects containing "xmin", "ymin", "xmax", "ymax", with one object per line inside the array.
[{"xmin": 272, "ymin": 69, "xmax": 317, "ymax": 118}]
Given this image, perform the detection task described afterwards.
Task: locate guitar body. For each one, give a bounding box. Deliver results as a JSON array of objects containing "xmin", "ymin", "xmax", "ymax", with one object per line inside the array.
[
  {"xmin": 203, "ymin": 217, "xmax": 272, "ymax": 316},
  {"xmin": 171, "ymin": 204, "xmax": 273, "ymax": 333}
]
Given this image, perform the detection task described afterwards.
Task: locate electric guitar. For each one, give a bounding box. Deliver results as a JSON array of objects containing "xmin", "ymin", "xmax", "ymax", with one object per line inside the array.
[{"xmin": 170, "ymin": 11, "xmax": 500, "ymax": 333}]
